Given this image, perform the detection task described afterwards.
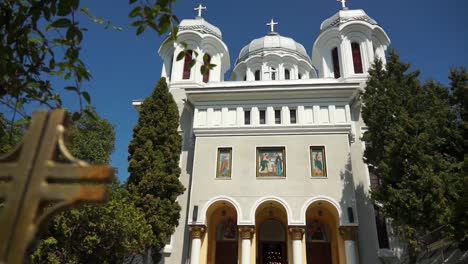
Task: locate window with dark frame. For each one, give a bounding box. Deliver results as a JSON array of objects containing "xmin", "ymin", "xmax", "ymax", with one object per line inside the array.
[
  {"xmin": 255, "ymin": 70, "xmax": 261, "ymax": 81},
  {"xmin": 332, "ymin": 47, "xmax": 341, "ymax": 78},
  {"xmin": 274, "ymin": 109, "xmax": 281, "ymax": 124},
  {"xmin": 244, "ymin": 110, "xmax": 251, "ymax": 125},
  {"xmin": 182, "ymin": 50, "xmax": 193, "ymax": 79},
  {"xmin": 351, "ymin": 42, "xmax": 363, "ymax": 74},
  {"xmin": 374, "ymin": 206, "xmax": 390, "ymax": 249},
  {"xmin": 285, "ymin": 69, "xmax": 290, "ymax": 80},
  {"xmin": 259, "ymin": 110, "xmax": 266, "ymax": 124},
  {"xmin": 290, "ymin": 109, "xmax": 297, "ymax": 124},
  {"xmin": 202, "ymin": 54, "xmax": 211, "ymax": 83},
  {"xmin": 271, "ymin": 67, "xmax": 276, "ymax": 80}
]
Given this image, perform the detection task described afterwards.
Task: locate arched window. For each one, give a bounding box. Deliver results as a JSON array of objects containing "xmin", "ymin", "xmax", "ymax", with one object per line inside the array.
[
  {"xmin": 285, "ymin": 69, "xmax": 290, "ymax": 80},
  {"xmin": 271, "ymin": 67, "xmax": 277, "ymax": 80},
  {"xmin": 331, "ymin": 47, "xmax": 341, "ymax": 78},
  {"xmin": 351, "ymin": 42, "xmax": 363, "ymax": 74},
  {"xmin": 254, "ymin": 70, "xmax": 261, "ymax": 81},
  {"xmin": 182, "ymin": 50, "xmax": 193, "ymax": 79},
  {"xmin": 202, "ymin": 54, "xmax": 211, "ymax": 83}
]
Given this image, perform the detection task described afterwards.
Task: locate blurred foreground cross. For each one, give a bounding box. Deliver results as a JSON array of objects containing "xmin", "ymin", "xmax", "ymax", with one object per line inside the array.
[{"xmin": 0, "ymin": 109, "xmax": 113, "ymax": 264}]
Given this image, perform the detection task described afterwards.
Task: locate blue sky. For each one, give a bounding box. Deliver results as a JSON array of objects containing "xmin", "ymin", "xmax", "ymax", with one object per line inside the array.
[{"xmin": 52, "ymin": 0, "xmax": 467, "ymax": 181}]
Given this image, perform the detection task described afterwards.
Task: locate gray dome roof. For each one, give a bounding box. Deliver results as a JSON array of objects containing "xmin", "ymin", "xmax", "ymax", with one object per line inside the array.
[
  {"xmin": 178, "ymin": 17, "xmax": 222, "ymax": 39},
  {"xmin": 237, "ymin": 32, "xmax": 310, "ymax": 63}
]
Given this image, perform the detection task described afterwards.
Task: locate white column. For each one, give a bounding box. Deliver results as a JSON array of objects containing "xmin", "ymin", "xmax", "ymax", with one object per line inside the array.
[
  {"xmin": 189, "ymin": 226, "xmax": 205, "ymax": 264},
  {"xmin": 239, "ymin": 227, "xmax": 254, "ymax": 264},
  {"xmin": 340, "ymin": 226, "xmax": 358, "ymax": 264},
  {"xmin": 289, "ymin": 227, "xmax": 305, "ymax": 264},
  {"xmin": 266, "ymin": 106, "xmax": 274, "ymax": 125},
  {"xmin": 345, "ymin": 240, "xmax": 357, "ymax": 264},
  {"xmin": 237, "ymin": 107, "xmax": 244, "ymax": 126}
]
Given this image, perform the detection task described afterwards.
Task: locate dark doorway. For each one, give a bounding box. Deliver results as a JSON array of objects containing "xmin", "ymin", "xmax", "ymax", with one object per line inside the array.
[
  {"xmin": 215, "ymin": 241, "xmax": 238, "ymax": 264},
  {"xmin": 306, "ymin": 242, "xmax": 332, "ymax": 264},
  {"xmin": 260, "ymin": 242, "xmax": 286, "ymax": 264}
]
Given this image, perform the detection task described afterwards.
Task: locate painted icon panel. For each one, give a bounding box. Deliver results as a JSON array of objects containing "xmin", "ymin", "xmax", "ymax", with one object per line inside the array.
[
  {"xmin": 311, "ymin": 146, "xmax": 327, "ymax": 177},
  {"xmin": 216, "ymin": 148, "xmax": 232, "ymax": 178},
  {"xmin": 256, "ymin": 147, "xmax": 286, "ymax": 177}
]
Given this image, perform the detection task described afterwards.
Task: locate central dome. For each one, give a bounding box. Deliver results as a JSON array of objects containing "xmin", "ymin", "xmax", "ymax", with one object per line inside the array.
[{"xmin": 237, "ymin": 32, "xmax": 310, "ymax": 64}]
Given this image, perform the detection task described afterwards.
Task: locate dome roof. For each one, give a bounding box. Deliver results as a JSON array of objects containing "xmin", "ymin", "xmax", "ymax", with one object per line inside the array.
[
  {"xmin": 320, "ymin": 9, "xmax": 378, "ymax": 32},
  {"xmin": 178, "ymin": 17, "xmax": 222, "ymax": 39},
  {"xmin": 237, "ymin": 32, "xmax": 310, "ymax": 63}
]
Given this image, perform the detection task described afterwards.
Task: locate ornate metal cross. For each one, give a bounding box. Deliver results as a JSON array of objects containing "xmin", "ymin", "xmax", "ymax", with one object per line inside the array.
[
  {"xmin": 337, "ymin": 0, "xmax": 348, "ymax": 9},
  {"xmin": 267, "ymin": 18, "xmax": 278, "ymax": 32},
  {"xmin": 194, "ymin": 4, "xmax": 207, "ymax": 17},
  {"xmin": 0, "ymin": 109, "xmax": 113, "ymax": 264}
]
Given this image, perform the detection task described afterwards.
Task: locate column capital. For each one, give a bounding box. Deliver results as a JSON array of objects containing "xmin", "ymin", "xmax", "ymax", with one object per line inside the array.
[
  {"xmin": 189, "ymin": 225, "xmax": 206, "ymax": 239},
  {"xmin": 339, "ymin": 225, "xmax": 358, "ymax": 240},
  {"xmin": 289, "ymin": 226, "xmax": 305, "ymax": 240},
  {"xmin": 238, "ymin": 226, "xmax": 255, "ymax": 240}
]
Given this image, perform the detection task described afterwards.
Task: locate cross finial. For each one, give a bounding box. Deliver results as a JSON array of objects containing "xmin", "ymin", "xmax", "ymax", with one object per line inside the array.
[
  {"xmin": 337, "ymin": 0, "xmax": 348, "ymax": 10},
  {"xmin": 266, "ymin": 18, "xmax": 278, "ymax": 32},
  {"xmin": 194, "ymin": 4, "xmax": 207, "ymax": 17}
]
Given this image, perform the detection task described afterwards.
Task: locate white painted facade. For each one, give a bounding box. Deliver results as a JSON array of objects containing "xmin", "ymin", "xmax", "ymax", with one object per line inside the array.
[{"xmin": 132, "ymin": 6, "xmax": 405, "ymax": 264}]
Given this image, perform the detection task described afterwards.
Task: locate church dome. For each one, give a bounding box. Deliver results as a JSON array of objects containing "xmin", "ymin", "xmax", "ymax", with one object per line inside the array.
[
  {"xmin": 319, "ymin": 9, "xmax": 378, "ymax": 32},
  {"xmin": 178, "ymin": 17, "xmax": 223, "ymax": 39},
  {"xmin": 237, "ymin": 32, "xmax": 309, "ymax": 63}
]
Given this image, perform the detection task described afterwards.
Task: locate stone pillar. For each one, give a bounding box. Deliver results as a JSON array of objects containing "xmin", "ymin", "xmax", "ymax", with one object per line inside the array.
[
  {"xmin": 289, "ymin": 227, "xmax": 305, "ymax": 264},
  {"xmin": 189, "ymin": 226, "xmax": 205, "ymax": 264},
  {"xmin": 339, "ymin": 225, "xmax": 358, "ymax": 264},
  {"xmin": 239, "ymin": 226, "xmax": 255, "ymax": 264}
]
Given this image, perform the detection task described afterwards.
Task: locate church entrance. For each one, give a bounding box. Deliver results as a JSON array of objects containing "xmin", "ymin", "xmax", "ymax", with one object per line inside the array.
[
  {"xmin": 214, "ymin": 217, "xmax": 238, "ymax": 264},
  {"xmin": 258, "ymin": 219, "xmax": 287, "ymax": 264},
  {"xmin": 305, "ymin": 202, "xmax": 342, "ymax": 264}
]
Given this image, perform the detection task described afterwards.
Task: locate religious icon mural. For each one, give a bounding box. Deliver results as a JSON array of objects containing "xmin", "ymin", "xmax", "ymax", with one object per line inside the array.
[
  {"xmin": 307, "ymin": 219, "xmax": 330, "ymax": 241},
  {"xmin": 216, "ymin": 148, "xmax": 232, "ymax": 178},
  {"xmin": 310, "ymin": 146, "xmax": 327, "ymax": 177},
  {"xmin": 256, "ymin": 147, "xmax": 286, "ymax": 177}
]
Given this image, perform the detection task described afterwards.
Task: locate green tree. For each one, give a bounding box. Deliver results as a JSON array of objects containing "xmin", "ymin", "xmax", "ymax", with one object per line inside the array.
[
  {"xmin": 127, "ymin": 77, "xmax": 185, "ymax": 262},
  {"xmin": 29, "ymin": 107, "xmax": 154, "ymax": 263},
  {"xmin": 361, "ymin": 51, "xmax": 463, "ymax": 260},
  {"xmin": 449, "ymin": 67, "xmax": 468, "ymax": 249}
]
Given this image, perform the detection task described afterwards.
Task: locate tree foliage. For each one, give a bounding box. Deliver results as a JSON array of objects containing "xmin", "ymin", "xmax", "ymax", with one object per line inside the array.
[
  {"xmin": 0, "ymin": 0, "xmax": 181, "ymax": 124},
  {"xmin": 28, "ymin": 107, "xmax": 154, "ymax": 263},
  {"xmin": 361, "ymin": 51, "xmax": 466, "ymax": 259},
  {"xmin": 127, "ymin": 77, "xmax": 185, "ymax": 262}
]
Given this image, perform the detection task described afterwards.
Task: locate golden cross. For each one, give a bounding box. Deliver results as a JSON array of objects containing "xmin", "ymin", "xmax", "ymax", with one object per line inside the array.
[{"xmin": 0, "ymin": 109, "xmax": 113, "ymax": 264}]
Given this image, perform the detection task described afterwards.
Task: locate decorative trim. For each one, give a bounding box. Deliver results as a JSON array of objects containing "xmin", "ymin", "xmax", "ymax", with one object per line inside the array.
[
  {"xmin": 196, "ymin": 195, "xmax": 244, "ymax": 225},
  {"xmin": 189, "ymin": 225, "xmax": 206, "ymax": 239},
  {"xmin": 236, "ymin": 47, "xmax": 312, "ymax": 65},
  {"xmin": 322, "ymin": 15, "xmax": 378, "ymax": 32},
  {"xmin": 179, "ymin": 25, "xmax": 222, "ymax": 39},
  {"xmin": 238, "ymin": 226, "xmax": 255, "ymax": 240},
  {"xmin": 289, "ymin": 227, "xmax": 305, "ymax": 240},
  {"xmin": 193, "ymin": 125, "xmax": 352, "ymax": 137},
  {"xmin": 249, "ymin": 196, "xmax": 294, "ymax": 225}
]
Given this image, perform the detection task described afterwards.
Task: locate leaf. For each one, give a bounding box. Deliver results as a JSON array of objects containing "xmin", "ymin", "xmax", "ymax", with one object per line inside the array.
[
  {"xmin": 180, "ymin": 42, "xmax": 187, "ymax": 49},
  {"xmin": 72, "ymin": 112, "xmax": 81, "ymax": 121},
  {"xmin": 82, "ymin": 91, "xmax": 91, "ymax": 103},
  {"xmin": 188, "ymin": 59, "xmax": 196, "ymax": 69},
  {"xmin": 129, "ymin": 0, "xmax": 138, "ymax": 3},
  {"xmin": 129, "ymin": 6, "xmax": 141, "ymax": 18},
  {"xmin": 203, "ymin": 53, "xmax": 210, "ymax": 64},
  {"xmin": 176, "ymin": 51, "xmax": 185, "ymax": 61},
  {"xmin": 64, "ymin": 86, "xmax": 78, "ymax": 92},
  {"xmin": 51, "ymin": 18, "xmax": 71, "ymax": 28},
  {"xmin": 136, "ymin": 25, "xmax": 146, "ymax": 35}
]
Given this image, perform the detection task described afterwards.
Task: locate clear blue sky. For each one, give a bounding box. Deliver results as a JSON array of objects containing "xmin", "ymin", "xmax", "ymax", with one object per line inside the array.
[{"xmin": 55, "ymin": 0, "xmax": 467, "ymax": 181}]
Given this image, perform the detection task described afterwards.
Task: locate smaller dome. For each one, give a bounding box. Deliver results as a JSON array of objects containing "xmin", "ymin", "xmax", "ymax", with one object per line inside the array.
[
  {"xmin": 178, "ymin": 17, "xmax": 222, "ymax": 39},
  {"xmin": 237, "ymin": 32, "xmax": 310, "ymax": 63},
  {"xmin": 320, "ymin": 9, "xmax": 378, "ymax": 32}
]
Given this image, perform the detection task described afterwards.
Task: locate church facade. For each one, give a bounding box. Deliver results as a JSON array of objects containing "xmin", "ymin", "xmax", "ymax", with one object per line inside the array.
[{"xmin": 133, "ymin": 3, "xmax": 404, "ymax": 264}]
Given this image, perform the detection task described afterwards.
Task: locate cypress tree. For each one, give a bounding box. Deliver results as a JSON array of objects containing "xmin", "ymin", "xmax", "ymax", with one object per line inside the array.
[
  {"xmin": 127, "ymin": 77, "xmax": 185, "ymax": 261},
  {"xmin": 361, "ymin": 51, "xmax": 462, "ymax": 260}
]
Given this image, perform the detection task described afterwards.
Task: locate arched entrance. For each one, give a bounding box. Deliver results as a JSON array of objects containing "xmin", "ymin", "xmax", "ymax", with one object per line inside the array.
[
  {"xmin": 305, "ymin": 201, "xmax": 341, "ymax": 264},
  {"xmin": 255, "ymin": 201, "xmax": 289, "ymax": 264},
  {"xmin": 206, "ymin": 202, "xmax": 238, "ymax": 264}
]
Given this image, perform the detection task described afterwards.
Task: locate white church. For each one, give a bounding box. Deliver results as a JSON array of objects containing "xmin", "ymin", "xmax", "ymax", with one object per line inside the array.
[{"xmin": 133, "ymin": 2, "xmax": 404, "ymax": 264}]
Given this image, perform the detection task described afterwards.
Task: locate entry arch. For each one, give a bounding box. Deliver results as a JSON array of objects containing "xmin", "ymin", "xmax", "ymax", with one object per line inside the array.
[
  {"xmin": 200, "ymin": 195, "xmax": 243, "ymax": 225},
  {"xmin": 250, "ymin": 195, "xmax": 293, "ymax": 225}
]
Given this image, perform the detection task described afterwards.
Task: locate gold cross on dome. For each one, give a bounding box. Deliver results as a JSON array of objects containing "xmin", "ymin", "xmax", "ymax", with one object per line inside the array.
[
  {"xmin": 0, "ymin": 109, "xmax": 112, "ymax": 264},
  {"xmin": 267, "ymin": 18, "xmax": 278, "ymax": 32},
  {"xmin": 337, "ymin": 0, "xmax": 348, "ymax": 9},
  {"xmin": 194, "ymin": 4, "xmax": 207, "ymax": 17}
]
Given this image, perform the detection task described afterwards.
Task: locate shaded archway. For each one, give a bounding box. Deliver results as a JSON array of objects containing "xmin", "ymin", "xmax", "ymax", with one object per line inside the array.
[
  {"xmin": 255, "ymin": 201, "xmax": 289, "ymax": 264},
  {"xmin": 305, "ymin": 201, "xmax": 343, "ymax": 264},
  {"xmin": 206, "ymin": 201, "xmax": 239, "ymax": 264}
]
